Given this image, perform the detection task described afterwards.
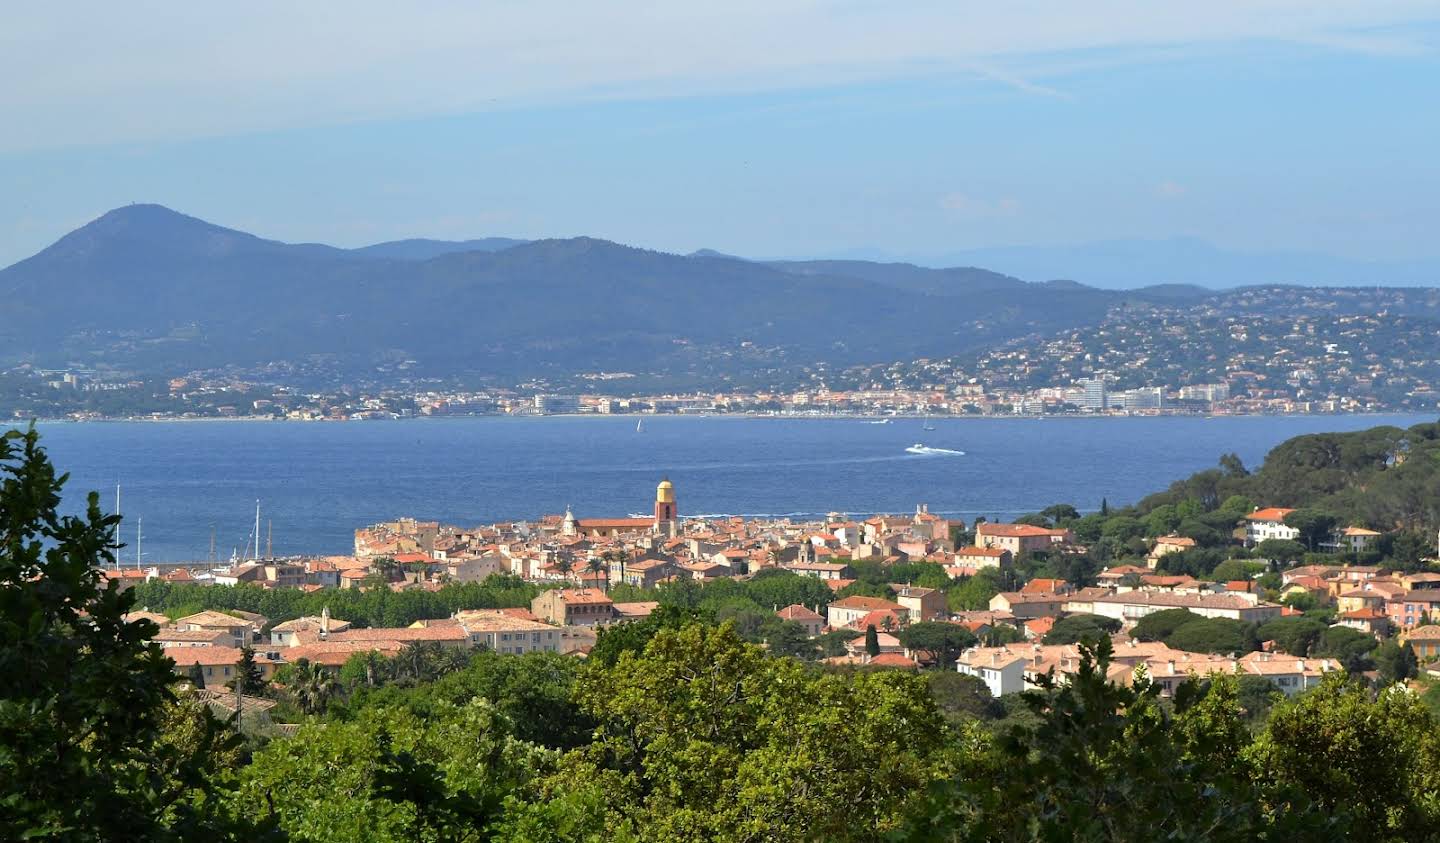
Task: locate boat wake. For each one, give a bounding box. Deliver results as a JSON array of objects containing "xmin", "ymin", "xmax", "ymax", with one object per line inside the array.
[{"xmin": 905, "ymin": 444, "xmax": 965, "ymax": 456}]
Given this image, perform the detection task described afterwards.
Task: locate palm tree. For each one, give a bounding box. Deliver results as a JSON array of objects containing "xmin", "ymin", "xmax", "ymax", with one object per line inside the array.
[
  {"xmin": 555, "ymin": 556, "xmax": 575, "ymax": 582},
  {"xmin": 586, "ymin": 556, "xmax": 609, "ymax": 592},
  {"xmin": 287, "ymin": 658, "xmax": 340, "ymax": 715}
]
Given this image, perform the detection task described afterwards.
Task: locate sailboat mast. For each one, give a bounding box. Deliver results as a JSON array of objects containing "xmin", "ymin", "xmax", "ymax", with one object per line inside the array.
[
  {"xmin": 136, "ymin": 516, "xmax": 142, "ymax": 569},
  {"xmin": 114, "ymin": 484, "xmax": 122, "ymax": 569},
  {"xmin": 254, "ymin": 500, "xmax": 261, "ymax": 561}
]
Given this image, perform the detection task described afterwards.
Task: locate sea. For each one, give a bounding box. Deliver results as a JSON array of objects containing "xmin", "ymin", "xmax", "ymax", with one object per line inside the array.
[{"xmin": 25, "ymin": 413, "xmax": 1435, "ymax": 563}]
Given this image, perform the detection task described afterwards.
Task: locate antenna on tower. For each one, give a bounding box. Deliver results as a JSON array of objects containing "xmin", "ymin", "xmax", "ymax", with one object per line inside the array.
[
  {"xmin": 209, "ymin": 524, "xmax": 216, "ymax": 566},
  {"xmin": 267, "ymin": 519, "xmax": 272, "ymax": 558}
]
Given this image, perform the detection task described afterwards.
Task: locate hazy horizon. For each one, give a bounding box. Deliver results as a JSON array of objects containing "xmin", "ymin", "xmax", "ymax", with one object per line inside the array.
[{"xmin": 3, "ymin": 3, "xmax": 1439, "ymax": 273}]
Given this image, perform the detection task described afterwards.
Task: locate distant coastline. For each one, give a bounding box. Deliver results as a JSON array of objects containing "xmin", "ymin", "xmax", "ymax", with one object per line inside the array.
[{"xmin": 21, "ymin": 409, "xmax": 1427, "ymax": 425}]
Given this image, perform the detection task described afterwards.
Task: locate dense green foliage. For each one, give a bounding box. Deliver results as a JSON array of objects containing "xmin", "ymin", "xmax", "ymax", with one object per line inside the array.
[
  {"xmin": 0, "ymin": 427, "xmax": 254, "ymax": 840},
  {"xmin": 129, "ymin": 575, "xmax": 541, "ymax": 628},
  {"xmin": 1041, "ymin": 613, "xmax": 1121, "ymax": 645}
]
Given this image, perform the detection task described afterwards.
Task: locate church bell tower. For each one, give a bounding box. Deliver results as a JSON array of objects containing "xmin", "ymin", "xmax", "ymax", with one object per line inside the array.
[{"xmin": 654, "ymin": 478, "xmax": 677, "ymax": 536}]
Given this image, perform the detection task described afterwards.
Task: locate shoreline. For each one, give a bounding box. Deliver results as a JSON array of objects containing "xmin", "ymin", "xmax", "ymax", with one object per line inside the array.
[{"xmin": 21, "ymin": 409, "xmax": 1429, "ymax": 425}]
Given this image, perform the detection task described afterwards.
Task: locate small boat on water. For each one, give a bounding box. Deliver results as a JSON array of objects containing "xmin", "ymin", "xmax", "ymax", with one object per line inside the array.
[
  {"xmin": 868, "ymin": 418, "xmax": 892, "ymax": 425},
  {"xmin": 922, "ymin": 423, "xmax": 936, "ymax": 431}
]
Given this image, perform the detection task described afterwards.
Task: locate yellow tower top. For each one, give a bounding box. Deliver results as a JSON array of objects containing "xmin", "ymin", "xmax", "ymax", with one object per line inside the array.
[{"xmin": 656, "ymin": 478, "xmax": 675, "ymax": 503}]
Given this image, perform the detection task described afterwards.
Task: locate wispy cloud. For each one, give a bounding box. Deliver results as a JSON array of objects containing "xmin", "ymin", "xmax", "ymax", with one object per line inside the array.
[
  {"xmin": 1, "ymin": 2, "xmax": 1437, "ymax": 152},
  {"xmin": 968, "ymin": 62, "xmax": 1070, "ymax": 99}
]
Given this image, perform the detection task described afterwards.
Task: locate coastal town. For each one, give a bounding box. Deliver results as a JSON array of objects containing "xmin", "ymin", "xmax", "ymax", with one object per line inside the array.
[
  {"xmin": 5, "ymin": 364, "xmax": 1424, "ymax": 422},
  {"xmin": 104, "ymin": 478, "xmax": 1440, "ymax": 720}
]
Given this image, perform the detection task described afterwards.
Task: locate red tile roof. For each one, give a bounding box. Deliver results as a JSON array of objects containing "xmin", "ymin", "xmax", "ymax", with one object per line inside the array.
[
  {"xmin": 977, "ymin": 523, "xmax": 1057, "ymax": 538},
  {"xmin": 1246, "ymin": 507, "xmax": 1296, "ymax": 522}
]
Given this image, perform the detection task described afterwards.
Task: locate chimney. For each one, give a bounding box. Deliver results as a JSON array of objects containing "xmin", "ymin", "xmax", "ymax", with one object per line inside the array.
[{"xmin": 1167, "ymin": 660, "xmax": 1176, "ymax": 675}]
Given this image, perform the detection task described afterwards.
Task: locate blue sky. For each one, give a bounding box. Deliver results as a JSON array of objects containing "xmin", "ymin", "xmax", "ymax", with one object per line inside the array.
[{"xmin": 3, "ymin": 3, "xmax": 1439, "ymax": 267}]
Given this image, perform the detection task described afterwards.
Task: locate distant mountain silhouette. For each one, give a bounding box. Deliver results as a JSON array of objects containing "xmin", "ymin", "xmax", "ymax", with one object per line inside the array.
[
  {"xmin": 0, "ymin": 205, "xmax": 1201, "ymax": 378},
  {"xmin": 918, "ymin": 237, "xmax": 1440, "ymax": 289},
  {"xmin": 349, "ymin": 237, "xmax": 529, "ymax": 261},
  {"xmin": 764, "ymin": 259, "xmax": 1029, "ymax": 296}
]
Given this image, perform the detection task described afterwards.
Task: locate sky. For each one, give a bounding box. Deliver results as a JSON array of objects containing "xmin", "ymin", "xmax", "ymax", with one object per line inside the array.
[{"xmin": 3, "ymin": 2, "xmax": 1440, "ymax": 268}]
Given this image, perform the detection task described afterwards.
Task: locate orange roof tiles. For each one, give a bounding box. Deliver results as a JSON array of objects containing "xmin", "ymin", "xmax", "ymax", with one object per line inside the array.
[{"xmin": 1245, "ymin": 507, "xmax": 1296, "ymax": 522}]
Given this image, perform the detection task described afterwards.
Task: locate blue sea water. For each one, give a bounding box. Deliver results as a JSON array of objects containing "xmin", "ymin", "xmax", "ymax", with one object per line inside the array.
[{"xmin": 26, "ymin": 413, "xmax": 1435, "ymax": 562}]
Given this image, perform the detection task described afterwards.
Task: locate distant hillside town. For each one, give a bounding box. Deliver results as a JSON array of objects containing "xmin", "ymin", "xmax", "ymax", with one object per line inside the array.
[{"xmin": 4, "ymin": 363, "xmax": 1428, "ymax": 421}]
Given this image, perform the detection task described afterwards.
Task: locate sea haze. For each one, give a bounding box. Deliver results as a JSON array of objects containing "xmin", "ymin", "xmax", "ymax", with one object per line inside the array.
[{"xmin": 32, "ymin": 414, "xmax": 1434, "ymax": 563}]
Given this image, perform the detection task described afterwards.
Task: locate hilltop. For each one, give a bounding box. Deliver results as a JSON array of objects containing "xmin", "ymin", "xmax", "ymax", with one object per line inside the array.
[{"xmin": 0, "ymin": 205, "xmax": 1178, "ymax": 379}]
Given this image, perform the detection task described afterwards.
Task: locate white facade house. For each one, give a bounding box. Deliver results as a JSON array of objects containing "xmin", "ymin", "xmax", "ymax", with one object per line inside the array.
[
  {"xmin": 1080, "ymin": 591, "xmax": 1282, "ymax": 625},
  {"xmin": 956, "ymin": 648, "xmax": 1028, "ymax": 697},
  {"xmin": 1244, "ymin": 508, "xmax": 1299, "ymax": 546}
]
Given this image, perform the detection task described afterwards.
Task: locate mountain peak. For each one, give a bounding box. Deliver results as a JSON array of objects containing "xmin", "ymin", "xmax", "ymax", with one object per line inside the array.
[{"xmin": 85, "ymin": 203, "xmax": 239, "ymax": 237}]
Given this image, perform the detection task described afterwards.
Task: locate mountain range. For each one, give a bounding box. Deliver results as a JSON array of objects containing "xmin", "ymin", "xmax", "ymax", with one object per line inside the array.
[{"xmin": 0, "ymin": 205, "xmax": 1425, "ymax": 383}]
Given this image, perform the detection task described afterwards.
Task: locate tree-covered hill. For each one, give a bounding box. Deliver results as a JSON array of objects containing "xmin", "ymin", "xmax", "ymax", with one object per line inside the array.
[{"xmin": 1139, "ymin": 420, "xmax": 1440, "ymax": 534}]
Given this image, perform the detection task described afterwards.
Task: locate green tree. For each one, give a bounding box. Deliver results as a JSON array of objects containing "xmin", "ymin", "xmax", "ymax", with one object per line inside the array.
[
  {"xmin": 1284, "ymin": 509, "xmax": 1338, "ymax": 552},
  {"xmin": 0, "ymin": 426, "xmax": 246, "ymax": 840},
  {"xmin": 1374, "ymin": 640, "xmax": 1419, "ymax": 685},
  {"xmin": 187, "ymin": 661, "xmax": 208, "ymax": 690},
  {"xmin": 1144, "ymin": 504, "xmax": 1181, "ymax": 538},
  {"xmin": 240, "ymin": 700, "xmax": 546, "ymax": 841},
  {"xmin": 1042, "ymin": 613, "xmax": 1121, "ymax": 645},
  {"xmin": 285, "ymin": 658, "xmax": 342, "ymax": 715},
  {"xmin": 864, "ymin": 624, "xmax": 881, "ymax": 658},
  {"xmin": 1219, "ymin": 453, "xmax": 1249, "ymax": 478},
  {"xmin": 765, "ymin": 620, "xmax": 819, "ymax": 661},
  {"xmin": 587, "ymin": 603, "xmax": 713, "ymax": 667},
  {"xmin": 947, "ymin": 568, "xmax": 1002, "ymax": 612},
  {"xmin": 1250, "ymin": 673, "xmax": 1440, "ymax": 841},
  {"xmin": 926, "ymin": 671, "xmax": 1003, "ymax": 726},
  {"xmin": 1209, "ymin": 558, "xmax": 1262, "ymax": 583},
  {"xmin": 1313, "ymin": 625, "xmax": 1379, "ymax": 669},
  {"xmin": 1236, "ymin": 673, "xmax": 1281, "ymax": 720},
  {"xmin": 1164, "ymin": 617, "xmax": 1258, "ymax": 655},
  {"xmin": 233, "ymin": 645, "xmax": 266, "ymax": 695},
  {"xmin": 574, "ymin": 623, "xmax": 948, "ymax": 840},
  {"xmin": 1254, "ymin": 538, "xmax": 1307, "ymax": 566},
  {"xmin": 915, "ymin": 642, "xmax": 1316, "ymax": 841},
  {"xmin": 1256, "ymin": 616, "xmax": 1326, "ymax": 656},
  {"xmin": 897, "ymin": 621, "xmax": 977, "ymax": 668},
  {"xmin": 1129, "ymin": 608, "xmax": 1199, "ymax": 642},
  {"xmin": 338, "ymin": 649, "xmax": 392, "ymax": 690},
  {"xmin": 585, "ymin": 556, "xmax": 609, "ymax": 591}
]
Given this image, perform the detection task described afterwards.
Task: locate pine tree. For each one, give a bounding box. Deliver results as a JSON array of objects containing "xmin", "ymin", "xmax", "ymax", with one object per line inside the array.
[
  {"xmin": 187, "ymin": 661, "xmax": 206, "ymax": 689},
  {"xmin": 235, "ymin": 645, "xmax": 265, "ymax": 694},
  {"xmin": 1101, "ymin": 498, "xmax": 1110, "ymax": 516},
  {"xmin": 864, "ymin": 624, "xmax": 880, "ymax": 658}
]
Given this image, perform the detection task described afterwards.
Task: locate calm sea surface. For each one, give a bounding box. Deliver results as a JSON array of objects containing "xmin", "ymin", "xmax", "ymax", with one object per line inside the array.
[{"xmin": 27, "ymin": 414, "xmax": 1435, "ymax": 562}]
